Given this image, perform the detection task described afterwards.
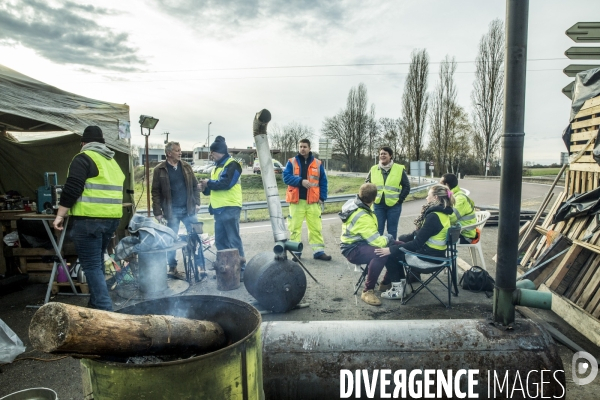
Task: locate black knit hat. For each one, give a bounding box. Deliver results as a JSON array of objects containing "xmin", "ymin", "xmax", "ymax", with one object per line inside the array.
[
  {"xmin": 210, "ymin": 135, "xmax": 228, "ymax": 154},
  {"xmin": 81, "ymin": 126, "xmax": 105, "ymax": 143}
]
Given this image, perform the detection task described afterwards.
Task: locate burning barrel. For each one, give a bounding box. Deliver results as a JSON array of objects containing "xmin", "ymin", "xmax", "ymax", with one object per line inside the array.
[{"xmin": 80, "ymin": 296, "xmax": 263, "ymax": 400}]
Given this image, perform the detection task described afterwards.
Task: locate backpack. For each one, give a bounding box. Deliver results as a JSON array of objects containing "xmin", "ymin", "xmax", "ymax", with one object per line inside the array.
[{"xmin": 459, "ymin": 266, "xmax": 495, "ymax": 298}]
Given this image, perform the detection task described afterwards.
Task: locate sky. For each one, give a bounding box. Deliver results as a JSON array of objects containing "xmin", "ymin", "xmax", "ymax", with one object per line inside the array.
[{"xmin": 0, "ymin": 0, "xmax": 597, "ymax": 165}]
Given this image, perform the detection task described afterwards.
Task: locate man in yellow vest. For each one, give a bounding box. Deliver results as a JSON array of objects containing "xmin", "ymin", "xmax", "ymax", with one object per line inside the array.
[
  {"xmin": 199, "ymin": 136, "xmax": 246, "ymax": 279},
  {"xmin": 283, "ymin": 139, "xmax": 331, "ymax": 261},
  {"xmin": 366, "ymin": 146, "xmax": 410, "ymax": 240},
  {"xmin": 53, "ymin": 126, "xmax": 125, "ymax": 311},
  {"xmin": 440, "ymin": 173, "xmax": 478, "ymax": 243}
]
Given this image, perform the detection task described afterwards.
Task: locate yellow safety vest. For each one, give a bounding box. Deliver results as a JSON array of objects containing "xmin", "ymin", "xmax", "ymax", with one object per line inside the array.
[
  {"xmin": 69, "ymin": 150, "xmax": 124, "ymax": 218},
  {"xmin": 370, "ymin": 164, "xmax": 405, "ymax": 206},
  {"xmin": 426, "ymin": 211, "xmax": 451, "ymax": 250},
  {"xmin": 210, "ymin": 157, "xmax": 243, "ymax": 208},
  {"xmin": 340, "ymin": 207, "xmax": 389, "ymax": 248},
  {"xmin": 450, "ymin": 186, "xmax": 477, "ymax": 239}
]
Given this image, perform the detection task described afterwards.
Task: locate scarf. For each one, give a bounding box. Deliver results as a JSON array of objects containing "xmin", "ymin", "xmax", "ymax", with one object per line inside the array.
[
  {"xmin": 414, "ymin": 200, "xmax": 441, "ymax": 229},
  {"xmin": 378, "ymin": 160, "xmax": 394, "ymax": 172}
]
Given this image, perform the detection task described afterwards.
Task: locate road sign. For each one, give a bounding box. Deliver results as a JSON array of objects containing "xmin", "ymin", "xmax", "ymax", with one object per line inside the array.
[
  {"xmin": 486, "ymin": 162, "xmax": 490, "ymax": 168},
  {"xmin": 562, "ymin": 81, "xmax": 575, "ymax": 100},
  {"xmin": 566, "ymin": 22, "xmax": 600, "ymax": 43},
  {"xmin": 565, "ymin": 47, "xmax": 600, "ymax": 60},
  {"xmin": 563, "ymin": 64, "xmax": 600, "ymax": 77}
]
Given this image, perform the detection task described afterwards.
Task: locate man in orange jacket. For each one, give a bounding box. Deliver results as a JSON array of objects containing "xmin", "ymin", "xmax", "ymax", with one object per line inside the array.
[{"xmin": 283, "ymin": 139, "xmax": 331, "ymax": 261}]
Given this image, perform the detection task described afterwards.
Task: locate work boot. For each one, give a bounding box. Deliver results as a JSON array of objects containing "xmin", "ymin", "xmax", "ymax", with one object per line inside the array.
[
  {"xmin": 381, "ymin": 280, "xmax": 407, "ymax": 300},
  {"xmin": 378, "ymin": 282, "xmax": 392, "ymax": 292},
  {"xmin": 361, "ymin": 289, "xmax": 381, "ymax": 306},
  {"xmin": 314, "ymin": 253, "xmax": 332, "ymax": 261}
]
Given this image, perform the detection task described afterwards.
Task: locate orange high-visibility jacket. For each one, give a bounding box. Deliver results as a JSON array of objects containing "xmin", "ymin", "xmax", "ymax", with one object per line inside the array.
[{"xmin": 285, "ymin": 157, "xmax": 321, "ymax": 204}]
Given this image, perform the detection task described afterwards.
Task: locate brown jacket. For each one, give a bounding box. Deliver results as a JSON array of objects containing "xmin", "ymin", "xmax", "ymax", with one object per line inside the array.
[{"xmin": 151, "ymin": 161, "xmax": 200, "ymax": 219}]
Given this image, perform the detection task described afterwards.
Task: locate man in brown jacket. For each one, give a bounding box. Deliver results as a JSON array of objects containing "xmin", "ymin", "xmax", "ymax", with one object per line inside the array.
[{"xmin": 151, "ymin": 141, "xmax": 200, "ymax": 272}]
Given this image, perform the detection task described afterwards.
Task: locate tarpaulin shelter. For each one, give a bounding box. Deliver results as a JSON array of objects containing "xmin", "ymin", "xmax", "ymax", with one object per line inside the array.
[{"xmin": 0, "ymin": 63, "xmax": 133, "ymax": 198}]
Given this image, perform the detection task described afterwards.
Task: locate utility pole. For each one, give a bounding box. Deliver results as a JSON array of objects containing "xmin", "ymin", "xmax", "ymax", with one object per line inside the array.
[{"xmin": 163, "ymin": 131, "xmax": 170, "ymax": 144}]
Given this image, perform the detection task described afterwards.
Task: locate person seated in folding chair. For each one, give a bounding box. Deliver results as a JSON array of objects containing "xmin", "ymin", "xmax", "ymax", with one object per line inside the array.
[
  {"xmin": 440, "ymin": 173, "xmax": 478, "ymax": 244},
  {"xmin": 374, "ymin": 184, "xmax": 454, "ymax": 300},
  {"xmin": 339, "ymin": 183, "xmax": 397, "ymax": 307}
]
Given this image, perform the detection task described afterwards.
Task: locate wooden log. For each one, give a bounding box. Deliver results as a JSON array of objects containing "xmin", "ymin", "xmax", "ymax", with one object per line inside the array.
[
  {"xmin": 29, "ymin": 302, "xmax": 227, "ymax": 356},
  {"xmin": 215, "ymin": 248, "xmax": 241, "ymax": 291}
]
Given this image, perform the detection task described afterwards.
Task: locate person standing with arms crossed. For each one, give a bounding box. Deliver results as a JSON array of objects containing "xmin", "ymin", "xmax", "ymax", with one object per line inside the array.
[
  {"xmin": 53, "ymin": 126, "xmax": 124, "ymax": 311},
  {"xmin": 283, "ymin": 138, "xmax": 332, "ymax": 261},
  {"xmin": 151, "ymin": 141, "xmax": 200, "ymax": 273},
  {"xmin": 365, "ymin": 146, "xmax": 410, "ymax": 240}
]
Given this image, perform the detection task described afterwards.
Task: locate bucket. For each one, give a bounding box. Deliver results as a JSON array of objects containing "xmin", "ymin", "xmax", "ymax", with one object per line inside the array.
[
  {"xmin": 80, "ymin": 295, "xmax": 263, "ymax": 400},
  {"xmin": 0, "ymin": 388, "xmax": 58, "ymax": 400}
]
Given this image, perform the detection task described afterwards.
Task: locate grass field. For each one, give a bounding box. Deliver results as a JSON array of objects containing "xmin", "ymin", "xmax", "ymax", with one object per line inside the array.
[
  {"xmin": 525, "ymin": 167, "xmax": 563, "ymax": 176},
  {"xmin": 132, "ymin": 170, "xmax": 429, "ymax": 231}
]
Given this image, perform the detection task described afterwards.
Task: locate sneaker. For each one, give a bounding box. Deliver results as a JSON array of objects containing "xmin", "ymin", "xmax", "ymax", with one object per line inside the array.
[
  {"xmin": 381, "ymin": 281, "xmax": 406, "ymax": 300},
  {"xmin": 378, "ymin": 282, "xmax": 392, "ymax": 292},
  {"xmin": 361, "ymin": 289, "xmax": 382, "ymax": 306},
  {"xmin": 314, "ymin": 253, "xmax": 332, "ymax": 261}
]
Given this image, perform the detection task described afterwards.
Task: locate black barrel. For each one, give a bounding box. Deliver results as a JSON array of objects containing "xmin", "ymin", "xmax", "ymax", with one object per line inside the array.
[{"xmin": 244, "ymin": 252, "xmax": 307, "ymax": 312}]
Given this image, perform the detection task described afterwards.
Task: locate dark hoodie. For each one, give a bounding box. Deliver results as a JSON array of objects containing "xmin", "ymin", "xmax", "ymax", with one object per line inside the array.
[{"xmin": 390, "ymin": 203, "xmax": 454, "ymax": 259}]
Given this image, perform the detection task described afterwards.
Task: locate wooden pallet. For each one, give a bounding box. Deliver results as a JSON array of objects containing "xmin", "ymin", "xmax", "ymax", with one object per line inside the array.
[{"xmin": 52, "ymin": 281, "xmax": 89, "ymax": 295}]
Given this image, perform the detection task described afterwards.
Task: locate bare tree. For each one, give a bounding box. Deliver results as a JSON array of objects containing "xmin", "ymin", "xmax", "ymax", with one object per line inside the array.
[
  {"xmin": 269, "ymin": 121, "xmax": 314, "ymax": 162},
  {"xmin": 402, "ymin": 49, "xmax": 430, "ymax": 161},
  {"xmin": 471, "ymin": 19, "xmax": 504, "ymax": 176},
  {"xmin": 367, "ymin": 104, "xmax": 380, "ymax": 166},
  {"xmin": 446, "ymin": 105, "xmax": 473, "ymax": 174},
  {"xmin": 322, "ymin": 83, "xmax": 371, "ymax": 172},
  {"xmin": 379, "ymin": 117, "xmax": 406, "ymax": 162},
  {"xmin": 428, "ymin": 56, "xmax": 457, "ymax": 173}
]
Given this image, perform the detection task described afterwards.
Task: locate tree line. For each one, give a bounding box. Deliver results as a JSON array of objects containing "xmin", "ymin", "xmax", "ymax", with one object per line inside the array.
[{"xmin": 270, "ymin": 19, "xmax": 505, "ymax": 176}]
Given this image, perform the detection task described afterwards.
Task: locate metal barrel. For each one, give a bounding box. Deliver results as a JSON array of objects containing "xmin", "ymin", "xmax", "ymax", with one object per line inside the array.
[
  {"xmin": 244, "ymin": 252, "xmax": 307, "ymax": 313},
  {"xmin": 261, "ymin": 319, "xmax": 565, "ymax": 399},
  {"xmin": 80, "ymin": 296, "xmax": 264, "ymax": 400}
]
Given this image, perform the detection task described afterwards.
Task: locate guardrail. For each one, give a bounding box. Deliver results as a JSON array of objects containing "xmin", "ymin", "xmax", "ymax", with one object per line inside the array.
[{"xmin": 137, "ymin": 182, "xmax": 436, "ymax": 222}]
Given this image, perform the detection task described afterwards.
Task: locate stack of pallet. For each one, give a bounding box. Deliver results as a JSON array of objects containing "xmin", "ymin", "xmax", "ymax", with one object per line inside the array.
[{"xmin": 518, "ymin": 96, "xmax": 600, "ymax": 346}]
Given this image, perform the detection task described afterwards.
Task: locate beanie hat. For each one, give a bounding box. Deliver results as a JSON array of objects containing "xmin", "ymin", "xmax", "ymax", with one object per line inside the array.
[
  {"xmin": 81, "ymin": 126, "xmax": 105, "ymax": 143},
  {"xmin": 210, "ymin": 135, "xmax": 228, "ymax": 154}
]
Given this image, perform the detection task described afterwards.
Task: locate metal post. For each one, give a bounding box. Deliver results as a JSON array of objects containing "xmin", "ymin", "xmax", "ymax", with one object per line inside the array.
[
  {"xmin": 207, "ymin": 122, "xmax": 212, "ymax": 147},
  {"xmin": 493, "ymin": 0, "xmax": 529, "ymax": 325},
  {"xmin": 144, "ymin": 132, "xmax": 151, "ymax": 217}
]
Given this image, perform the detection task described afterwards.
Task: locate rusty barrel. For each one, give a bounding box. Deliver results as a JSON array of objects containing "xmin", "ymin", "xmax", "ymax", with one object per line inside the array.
[
  {"xmin": 80, "ymin": 296, "xmax": 263, "ymax": 400},
  {"xmin": 260, "ymin": 319, "xmax": 566, "ymax": 399}
]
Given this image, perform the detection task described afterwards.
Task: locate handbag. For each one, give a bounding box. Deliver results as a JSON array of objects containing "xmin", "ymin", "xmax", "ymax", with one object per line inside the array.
[{"xmin": 459, "ymin": 266, "xmax": 495, "ymax": 297}]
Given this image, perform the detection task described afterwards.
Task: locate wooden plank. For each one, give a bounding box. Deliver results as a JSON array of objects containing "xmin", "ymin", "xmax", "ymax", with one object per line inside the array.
[
  {"xmin": 571, "ymin": 143, "xmax": 595, "ymax": 152},
  {"xmin": 555, "ymin": 247, "xmax": 592, "ymax": 295},
  {"xmin": 546, "ymin": 245, "xmax": 584, "ymax": 289},
  {"xmin": 593, "ymin": 301, "xmax": 600, "ymax": 319},
  {"xmin": 569, "ymin": 163, "xmax": 600, "ymax": 173},
  {"xmin": 574, "ymin": 103, "xmax": 600, "ymax": 119},
  {"xmin": 542, "ymin": 192, "xmax": 566, "ymax": 229},
  {"xmin": 529, "ymin": 234, "xmax": 571, "ymax": 287},
  {"xmin": 572, "ymin": 238, "xmax": 600, "ymax": 254},
  {"xmin": 572, "ymin": 116, "xmax": 600, "ymax": 130},
  {"xmin": 518, "ymin": 220, "xmax": 531, "ymax": 238},
  {"xmin": 566, "ymin": 254, "xmax": 596, "ymax": 299},
  {"xmin": 577, "ymin": 259, "xmax": 600, "ymax": 310},
  {"xmin": 588, "ymin": 170, "xmax": 594, "ymax": 192},
  {"xmin": 571, "ymin": 130, "xmax": 598, "ymax": 142},
  {"xmin": 575, "ymin": 171, "xmax": 581, "ymax": 193},
  {"xmin": 595, "ymin": 171, "xmax": 599, "ymax": 191},
  {"xmin": 539, "ymin": 284, "xmax": 600, "ymax": 347},
  {"xmin": 580, "ymin": 96, "xmax": 600, "ymax": 111},
  {"xmin": 569, "ymin": 170, "xmax": 576, "ymax": 196},
  {"xmin": 25, "ymin": 262, "xmax": 54, "ymax": 271},
  {"xmin": 574, "ymin": 155, "xmax": 596, "ymax": 163},
  {"xmin": 584, "ymin": 271, "xmax": 600, "ymax": 314}
]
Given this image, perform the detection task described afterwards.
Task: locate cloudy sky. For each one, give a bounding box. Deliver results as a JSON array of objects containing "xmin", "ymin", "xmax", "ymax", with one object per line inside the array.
[{"xmin": 0, "ymin": 0, "xmax": 597, "ymax": 164}]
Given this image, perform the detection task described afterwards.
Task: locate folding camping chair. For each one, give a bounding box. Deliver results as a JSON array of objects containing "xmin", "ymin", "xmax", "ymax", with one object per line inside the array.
[{"xmin": 399, "ymin": 225, "xmax": 461, "ymax": 308}]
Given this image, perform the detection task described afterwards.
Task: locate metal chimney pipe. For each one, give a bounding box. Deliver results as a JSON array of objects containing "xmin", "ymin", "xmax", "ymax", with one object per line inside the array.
[
  {"xmin": 494, "ymin": 0, "xmax": 529, "ymax": 325},
  {"xmin": 252, "ymin": 109, "xmax": 288, "ymax": 242}
]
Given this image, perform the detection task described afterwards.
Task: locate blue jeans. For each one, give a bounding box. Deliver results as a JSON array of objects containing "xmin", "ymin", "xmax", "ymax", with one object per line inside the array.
[
  {"xmin": 167, "ymin": 207, "xmax": 198, "ymax": 267},
  {"xmin": 70, "ymin": 218, "xmax": 120, "ymax": 311},
  {"xmin": 214, "ymin": 207, "xmax": 245, "ymax": 267},
  {"xmin": 374, "ymin": 202, "xmax": 403, "ymax": 240}
]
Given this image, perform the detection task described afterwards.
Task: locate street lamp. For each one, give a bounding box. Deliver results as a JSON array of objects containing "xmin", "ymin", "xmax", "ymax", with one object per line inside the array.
[
  {"xmin": 207, "ymin": 122, "xmax": 212, "ymax": 148},
  {"xmin": 139, "ymin": 115, "xmax": 159, "ymax": 217}
]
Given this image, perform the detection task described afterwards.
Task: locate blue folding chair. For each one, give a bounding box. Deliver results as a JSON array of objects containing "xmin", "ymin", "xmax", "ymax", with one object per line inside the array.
[{"xmin": 399, "ymin": 224, "xmax": 461, "ymax": 308}]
